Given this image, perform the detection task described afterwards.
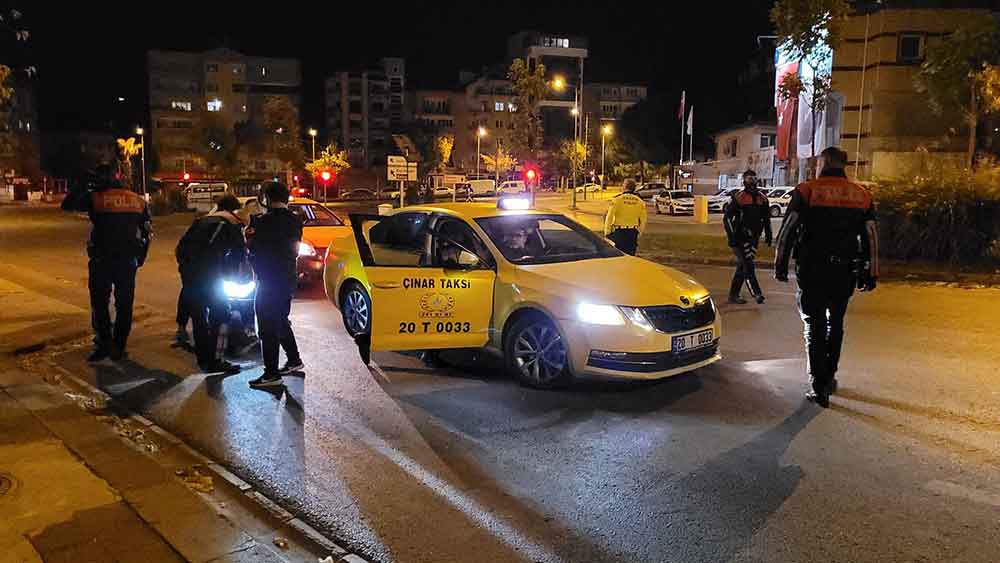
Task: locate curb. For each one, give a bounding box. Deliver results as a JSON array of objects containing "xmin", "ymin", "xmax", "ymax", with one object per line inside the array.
[
  {"xmin": 48, "ymin": 364, "xmax": 369, "ymax": 563},
  {"xmin": 5, "ymin": 308, "xmax": 160, "ymax": 357}
]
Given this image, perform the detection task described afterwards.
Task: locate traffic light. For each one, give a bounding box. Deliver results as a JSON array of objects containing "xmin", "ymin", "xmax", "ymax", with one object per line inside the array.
[
  {"xmin": 182, "ymin": 172, "xmax": 191, "ymax": 181},
  {"xmin": 320, "ymin": 170, "xmax": 332, "ymax": 182},
  {"xmin": 526, "ymin": 169, "xmax": 536, "ymax": 181},
  {"xmin": 293, "ymin": 175, "xmax": 299, "ymax": 183}
]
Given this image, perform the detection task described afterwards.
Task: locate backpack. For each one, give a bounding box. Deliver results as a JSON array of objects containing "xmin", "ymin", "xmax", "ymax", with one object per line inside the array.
[{"xmin": 175, "ymin": 218, "xmax": 227, "ymax": 269}]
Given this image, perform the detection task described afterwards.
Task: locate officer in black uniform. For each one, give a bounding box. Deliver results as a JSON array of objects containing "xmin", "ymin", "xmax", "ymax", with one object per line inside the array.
[
  {"xmin": 775, "ymin": 147, "xmax": 879, "ymax": 408},
  {"xmin": 724, "ymin": 170, "xmax": 773, "ymax": 304},
  {"xmin": 62, "ymin": 163, "xmax": 151, "ymax": 362}
]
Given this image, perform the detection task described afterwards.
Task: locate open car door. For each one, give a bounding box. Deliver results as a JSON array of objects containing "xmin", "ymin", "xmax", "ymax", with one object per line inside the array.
[{"xmin": 349, "ymin": 213, "xmax": 495, "ymax": 352}]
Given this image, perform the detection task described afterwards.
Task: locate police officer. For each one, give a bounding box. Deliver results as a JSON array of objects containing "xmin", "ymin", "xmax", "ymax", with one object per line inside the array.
[
  {"xmin": 604, "ymin": 179, "xmax": 647, "ymax": 255},
  {"xmin": 775, "ymin": 147, "xmax": 879, "ymax": 408},
  {"xmin": 62, "ymin": 163, "xmax": 151, "ymax": 362},
  {"xmin": 724, "ymin": 170, "xmax": 773, "ymax": 304},
  {"xmin": 247, "ymin": 182, "xmax": 305, "ymax": 389}
]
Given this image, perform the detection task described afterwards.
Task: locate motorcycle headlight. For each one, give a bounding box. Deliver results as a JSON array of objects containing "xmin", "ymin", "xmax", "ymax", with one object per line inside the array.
[
  {"xmin": 576, "ymin": 303, "xmax": 625, "ymax": 326},
  {"xmin": 298, "ymin": 242, "xmax": 316, "ymax": 257},
  {"xmin": 222, "ymin": 280, "xmax": 256, "ymax": 299}
]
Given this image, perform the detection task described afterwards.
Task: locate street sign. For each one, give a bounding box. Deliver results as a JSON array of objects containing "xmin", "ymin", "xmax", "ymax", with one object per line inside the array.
[
  {"xmin": 388, "ymin": 156, "xmax": 417, "ymax": 182},
  {"xmin": 406, "ymin": 162, "xmax": 417, "ymax": 181}
]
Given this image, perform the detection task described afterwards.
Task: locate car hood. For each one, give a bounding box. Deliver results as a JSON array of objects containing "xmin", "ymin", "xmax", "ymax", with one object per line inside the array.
[
  {"xmin": 514, "ymin": 255, "xmax": 709, "ymax": 308},
  {"xmin": 302, "ymin": 225, "xmax": 353, "ymax": 253}
]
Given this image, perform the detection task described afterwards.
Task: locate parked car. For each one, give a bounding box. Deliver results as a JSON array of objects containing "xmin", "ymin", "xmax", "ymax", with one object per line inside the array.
[
  {"xmin": 765, "ymin": 187, "xmax": 793, "ymax": 217},
  {"xmin": 498, "ymin": 180, "xmax": 526, "ymax": 195},
  {"xmin": 575, "ymin": 182, "xmax": 602, "ymax": 193},
  {"xmin": 716, "ymin": 187, "xmax": 742, "ymax": 214},
  {"xmin": 340, "ymin": 188, "xmax": 378, "ymax": 201},
  {"xmin": 636, "ymin": 182, "xmax": 667, "ymax": 199},
  {"xmin": 653, "ymin": 190, "xmax": 696, "ymax": 215},
  {"xmin": 467, "ymin": 179, "xmax": 496, "ymax": 196},
  {"xmin": 185, "ymin": 182, "xmax": 229, "ymax": 213}
]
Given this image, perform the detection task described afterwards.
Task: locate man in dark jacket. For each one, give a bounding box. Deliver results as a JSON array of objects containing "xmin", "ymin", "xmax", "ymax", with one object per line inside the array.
[
  {"xmin": 176, "ymin": 193, "xmax": 246, "ymax": 374},
  {"xmin": 775, "ymin": 147, "xmax": 879, "ymax": 408},
  {"xmin": 62, "ymin": 163, "xmax": 151, "ymax": 362},
  {"xmin": 247, "ymin": 182, "xmax": 304, "ymax": 388},
  {"xmin": 724, "ymin": 170, "xmax": 773, "ymax": 304}
]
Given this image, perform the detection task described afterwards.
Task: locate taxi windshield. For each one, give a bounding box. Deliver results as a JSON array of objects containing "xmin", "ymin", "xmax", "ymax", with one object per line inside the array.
[
  {"xmin": 476, "ymin": 214, "xmax": 622, "ymax": 265},
  {"xmin": 290, "ymin": 204, "xmax": 344, "ymax": 227}
]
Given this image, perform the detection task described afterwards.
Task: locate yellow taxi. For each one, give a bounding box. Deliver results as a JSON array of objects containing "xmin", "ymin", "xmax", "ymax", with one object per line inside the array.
[
  {"xmin": 237, "ymin": 196, "xmax": 352, "ymax": 284},
  {"xmin": 323, "ymin": 200, "xmax": 721, "ymax": 388}
]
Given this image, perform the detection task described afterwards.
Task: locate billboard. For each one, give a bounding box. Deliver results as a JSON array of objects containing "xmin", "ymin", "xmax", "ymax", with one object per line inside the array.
[{"xmin": 774, "ymin": 46, "xmax": 799, "ymax": 162}]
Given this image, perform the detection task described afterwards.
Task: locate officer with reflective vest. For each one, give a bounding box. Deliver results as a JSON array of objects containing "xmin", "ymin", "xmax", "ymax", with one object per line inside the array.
[
  {"xmin": 62, "ymin": 163, "xmax": 151, "ymax": 362},
  {"xmin": 604, "ymin": 179, "xmax": 647, "ymax": 255},
  {"xmin": 775, "ymin": 147, "xmax": 879, "ymax": 408},
  {"xmin": 724, "ymin": 169, "xmax": 773, "ymax": 304}
]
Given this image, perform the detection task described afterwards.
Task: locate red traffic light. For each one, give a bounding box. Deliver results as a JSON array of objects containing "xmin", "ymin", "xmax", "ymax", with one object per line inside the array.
[
  {"xmin": 293, "ymin": 175, "xmax": 299, "ymax": 183},
  {"xmin": 526, "ymin": 169, "xmax": 537, "ymax": 180},
  {"xmin": 182, "ymin": 172, "xmax": 191, "ymax": 181},
  {"xmin": 320, "ymin": 171, "xmax": 332, "ymax": 182}
]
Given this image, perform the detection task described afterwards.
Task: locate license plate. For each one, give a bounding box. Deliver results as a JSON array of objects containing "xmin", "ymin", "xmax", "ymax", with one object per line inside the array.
[{"xmin": 672, "ymin": 329, "xmax": 714, "ymax": 353}]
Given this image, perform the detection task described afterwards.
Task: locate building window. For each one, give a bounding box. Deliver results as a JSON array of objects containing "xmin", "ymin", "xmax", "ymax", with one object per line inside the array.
[
  {"xmin": 494, "ymin": 101, "xmax": 505, "ymax": 112},
  {"xmin": 760, "ymin": 134, "xmax": 776, "ymax": 149},
  {"xmin": 232, "ymin": 64, "xmax": 244, "ymax": 75},
  {"xmin": 206, "ymin": 83, "xmax": 218, "ymax": 93},
  {"xmin": 256, "ymin": 160, "xmax": 267, "ymax": 171},
  {"xmin": 171, "ymin": 100, "xmax": 192, "ymax": 111},
  {"xmin": 207, "ymin": 99, "xmax": 222, "ymax": 112},
  {"xmin": 260, "ymin": 65, "xmax": 267, "ymax": 77},
  {"xmin": 206, "ymin": 63, "xmax": 219, "ymax": 72},
  {"xmin": 176, "ymin": 159, "xmax": 185, "ymax": 170},
  {"xmin": 726, "ymin": 138, "xmax": 738, "ymax": 157},
  {"xmin": 496, "ymin": 120, "xmax": 502, "ymax": 129},
  {"xmin": 241, "ymin": 104, "xmax": 247, "ymax": 113},
  {"xmin": 508, "ymin": 103, "xmax": 518, "ymax": 112},
  {"xmin": 899, "ymin": 34, "xmax": 925, "ymax": 63}
]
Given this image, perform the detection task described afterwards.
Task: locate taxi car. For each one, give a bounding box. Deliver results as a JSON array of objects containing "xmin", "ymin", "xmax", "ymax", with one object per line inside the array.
[
  {"xmin": 323, "ymin": 200, "xmax": 721, "ymax": 388},
  {"xmin": 237, "ymin": 196, "xmax": 352, "ymax": 284}
]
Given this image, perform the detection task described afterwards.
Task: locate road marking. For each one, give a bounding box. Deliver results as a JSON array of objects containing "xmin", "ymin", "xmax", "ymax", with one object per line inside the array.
[{"xmin": 925, "ymin": 480, "xmax": 1000, "ymax": 508}]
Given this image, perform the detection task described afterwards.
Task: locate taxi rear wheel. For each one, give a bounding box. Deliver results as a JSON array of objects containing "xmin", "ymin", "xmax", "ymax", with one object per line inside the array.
[
  {"xmin": 341, "ymin": 283, "xmax": 372, "ymax": 337},
  {"xmin": 505, "ymin": 314, "xmax": 570, "ymax": 389}
]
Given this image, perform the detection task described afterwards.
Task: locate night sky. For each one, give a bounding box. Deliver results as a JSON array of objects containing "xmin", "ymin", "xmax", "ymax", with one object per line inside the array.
[{"xmin": 16, "ymin": 1, "xmax": 776, "ymax": 151}]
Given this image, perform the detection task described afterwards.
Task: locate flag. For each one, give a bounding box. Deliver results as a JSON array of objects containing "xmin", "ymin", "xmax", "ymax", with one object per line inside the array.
[
  {"xmin": 678, "ymin": 91, "xmax": 686, "ymax": 121},
  {"xmin": 687, "ymin": 106, "xmax": 694, "ymax": 135}
]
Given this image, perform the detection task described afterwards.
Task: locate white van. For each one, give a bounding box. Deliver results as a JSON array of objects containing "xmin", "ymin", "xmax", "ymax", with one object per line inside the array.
[
  {"xmin": 185, "ymin": 183, "xmax": 229, "ymax": 213},
  {"xmin": 498, "ymin": 180, "xmax": 525, "ymax": 195},
  {"xmin": 467, "ymin": 179, "xmax": 496, "ymax": 196}
]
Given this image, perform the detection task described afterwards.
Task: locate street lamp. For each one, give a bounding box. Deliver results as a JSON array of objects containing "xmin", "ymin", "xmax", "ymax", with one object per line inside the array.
[
  {"xmin": 135, "ymin": 126, "xmax": 146, "ymax": 196},
  {"xmin": 601, "ymin": 124, "xmax": 613, "ymax": 188},
  {"xmin": 551, "ymin": 76, "xmax": 566, "ymax": 91},
  {"xmin": 308, "ymin": 128, "xmax": 317, "ymax": 192},
  {"xmin": 476, "ymin": 126, "xmax": 487, "ymax": 181}
]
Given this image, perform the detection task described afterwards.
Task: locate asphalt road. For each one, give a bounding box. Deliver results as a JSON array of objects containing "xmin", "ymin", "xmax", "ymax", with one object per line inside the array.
[{"xmin": 3, "ymin": 204, "xmax": 999, "ymax": 563}]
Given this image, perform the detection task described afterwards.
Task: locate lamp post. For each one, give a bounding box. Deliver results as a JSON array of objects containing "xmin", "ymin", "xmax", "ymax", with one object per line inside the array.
[
  {"xmin": 308, "ymin": 128, "xmax": 317, "ymax": 193},
  {"xmin": 552, "ymin": 75, "xmax": 582, "ymax": 209},
  {"xmin": 601, "ymin": 124, "xmax": 612, "ymax": 189},
  {"xmin": 476, "ymin": 126, "xmax": 487, "ymax": 181},
  {"xmin": 135, "ymin": 126, "xmax": 146, "ymax": 196}
]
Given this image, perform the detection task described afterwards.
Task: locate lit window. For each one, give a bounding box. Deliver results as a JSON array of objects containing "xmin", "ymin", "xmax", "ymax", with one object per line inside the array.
[
  {"xmin": 207, "ymin": 99, "xmax": 223, "ymax": 112},
  {"xmin": 26, "ymin": 121, "xmax": 31, "ymax": 132},
  {"xmin": 171, "ymin": 100, "xmax": 192, "ymax": 111},
  {"xmin": 241, "ymin": 104, "xmax": 247, "ymax": 113},
  {"xmin": 232, "ymin": 64, "xmax": 243, "ymax": 75},
  {"xmin": 495, "ymin": 102, "xmax": 505, "ymax": 112},
  {"xmin": 206, "ymin": 63, "xmax": 218, "ymax": 72},
  {"xmin": 508, "ymin": 103, "xmax": 517, "ymax": 112},
  {"xmin": 261, "ymin": 66, "xmax": 267, "ymax": 77}
]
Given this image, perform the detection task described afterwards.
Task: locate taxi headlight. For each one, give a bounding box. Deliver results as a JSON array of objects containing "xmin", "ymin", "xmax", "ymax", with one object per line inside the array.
[
  {"xmin": 298, "ymin": 242, "xmax": 317, "ymax": 257},
  {"xmin": 222, "ymin": 280, "xmax": 256, "ymax": 299},
  {"xmin": 497, "ymin": 196, "xmax": 531, "ymax": 210},
  {"xmin": 620, "ymin": 306, "xmax": 654, "ymax": 331},
  {"xmin": 697, "ymin": 295, "xmax": 716, "ymax": 312},
  {"xmin": 576, "ymin": 303, "xmax": 625, "ymax": 326}
]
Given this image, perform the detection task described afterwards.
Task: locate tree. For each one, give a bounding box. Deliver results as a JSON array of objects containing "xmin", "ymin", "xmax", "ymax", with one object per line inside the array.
[
  {"xmin": 559, "ymin": 140, "xmax": 589, "ymax": 181},
  {"xmin": 914, "ymin": 16, "xmax": 1000, "ymax": 168},
  {"xmin": 262, "ymin": 96, "xmax": 305, "ymax": 171},
  {"xmin": 436, "ymin": 134, "xmax": 454, "ymax": 171},
  {"xmin": 771, "ymin": 0, "xmax": 850, "ymax": 162},
  {"xmin": 0, "ymin": 7, "xmax": 32, "ymax": 103},
  {"xmin": 0, "ymin": 65, "xmax": 11, "ymax": 103},
  {"xmin": 481, "ymin": 144, "xmax": 516, "ymax": 178},
  {"xmin": 198, "ymin": 115, "xmax": 240, "ymax": 179},
  {"xmin": 506, "ymin": 58, "xmax": 548, "ymax": 161},
  {"xmin": 116, "ymin": 137, "xmax": 142, "ymax": 188},
  {"xmin": 618, "ymin": 101, "xmax": 669, "ymax": 182},
  {"xmin": 305, "ymin": 143, "xmax": 351, "ymax": 177}
]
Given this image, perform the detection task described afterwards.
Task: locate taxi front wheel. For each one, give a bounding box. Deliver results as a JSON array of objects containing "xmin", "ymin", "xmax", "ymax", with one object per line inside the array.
[
  {"xmin": 505, "ymin": 314, "xmax": 571, "ymax": 389},
  {"xmin": 341, "ymin": 282, "xmax": 372, "ymax": 338}
]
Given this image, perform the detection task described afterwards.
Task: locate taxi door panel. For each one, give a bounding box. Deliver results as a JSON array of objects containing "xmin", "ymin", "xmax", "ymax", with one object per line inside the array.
[
  {"xmin": 349, "ymin": 213, "xmax": 495, "ymax": 352},
  {"xmin": 368, "ymin": 268, "xmax": 495, "ymax": 351}
]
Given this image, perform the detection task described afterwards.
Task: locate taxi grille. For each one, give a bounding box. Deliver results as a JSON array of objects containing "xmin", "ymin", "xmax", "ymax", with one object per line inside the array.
[{"xmin": 642, "ymin": 300, "xmax": 715, "ymax": 333}]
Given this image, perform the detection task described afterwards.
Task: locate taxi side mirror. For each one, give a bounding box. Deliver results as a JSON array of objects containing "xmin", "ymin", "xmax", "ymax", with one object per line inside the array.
[
  {"xmin": 457, "ymin": 250, "xmax": 480, "ymax": 268},
  {"xmin": 606, "ymin": 238, "xmax": 618, "ymax": 248}
]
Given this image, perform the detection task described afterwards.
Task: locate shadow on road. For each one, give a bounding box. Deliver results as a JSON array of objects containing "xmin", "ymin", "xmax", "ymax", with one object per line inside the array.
[{"xmin": 93, "ymin": 360, "xmax": 184, "ymax": 413}]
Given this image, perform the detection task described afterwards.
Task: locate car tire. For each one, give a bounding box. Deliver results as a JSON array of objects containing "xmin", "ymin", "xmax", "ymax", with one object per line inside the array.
[
  {"xmin": 340, "ymin": 282, "xmax": 372, "ymax": 338},
  {"xmin": 504, "ymin": 313, "xmax": 571, "ymax": 389},
  {"xmin": 770, "ymin": 205, "xmax": 782, "ymax": 218},
  {"xmin": 655, "ymin": 203, "xmax": 662, "ymax": 215},
  {"xmin": 669, "ymin": 205, "xmax": 676, "ymax": 216}
]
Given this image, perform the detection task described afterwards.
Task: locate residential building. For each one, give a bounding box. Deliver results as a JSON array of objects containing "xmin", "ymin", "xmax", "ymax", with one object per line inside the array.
[
  {"xmin": 832, "ymin": 2, "xmax": 998, "ymax": 180},
  {"xmin": 325, "ymin": 57, "xmax": 405, "ymax": 169},
  {"xmin": 582, "ymin": 82, "xmax": 648, "ymax": 158},
  {"xmin": 147, "ymin": 48, "xmax": 301, "ymax": 184},
  {"xmin": 0, "ymin": 75, "xmax": 40, "ymax": 193},
  {"xmin": 683, "ymin": 122, "xmax": 777, "ymax": 194}
]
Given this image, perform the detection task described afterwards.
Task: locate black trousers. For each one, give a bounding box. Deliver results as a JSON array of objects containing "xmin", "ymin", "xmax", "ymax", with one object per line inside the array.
[
  {"xmin": 176, "ymin": 284, "xmax": 191, "ymax": 327},
  {"xmin": 729, "ymin": 244, "xmax": 763, "ymax": 299},
  {"xmin": 88, "ymin": 257, "xmax": 138, "ymax": 352},
  {"xmin": 608, "ymin": 228, "xmax": 639, "ymax": 256},
  {"xmin": 796, "ymin": 268, "xmax": 855, "ymax": 392},
  {"xmin": 256, "ymin": 285, "xmax": 300, "ymax": 373},
  {"xmin": 187, "ymin": 283, "xmax": 227, "ymax": 367}
]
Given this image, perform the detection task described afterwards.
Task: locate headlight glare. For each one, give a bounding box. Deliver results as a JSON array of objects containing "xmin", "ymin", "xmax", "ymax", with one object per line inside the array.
[
  {"xmin": 222, "ymin": 280, "xmax": 256, "ymax": 299},
  {"xmin": 621, "ymin": 306, "xmax": 654, "ymax": 331},
  {"xmin": 576, "ymin": 303, "xmax": 625, "ymax": 326},
  {"xmin": 298, "ymin": 242, "xmax": 316, "ymax": 257}
]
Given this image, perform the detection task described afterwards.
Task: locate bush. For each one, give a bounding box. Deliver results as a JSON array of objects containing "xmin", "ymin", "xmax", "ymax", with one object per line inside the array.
[{"xmin": 875, "ymin": 163, "xmax": 1000, "ymax": 264}]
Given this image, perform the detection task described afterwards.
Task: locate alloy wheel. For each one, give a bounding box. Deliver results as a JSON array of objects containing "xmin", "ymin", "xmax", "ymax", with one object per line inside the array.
[{"xmin": 512, "ymin": 322, "xmax": 567, "ymax": 385}]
